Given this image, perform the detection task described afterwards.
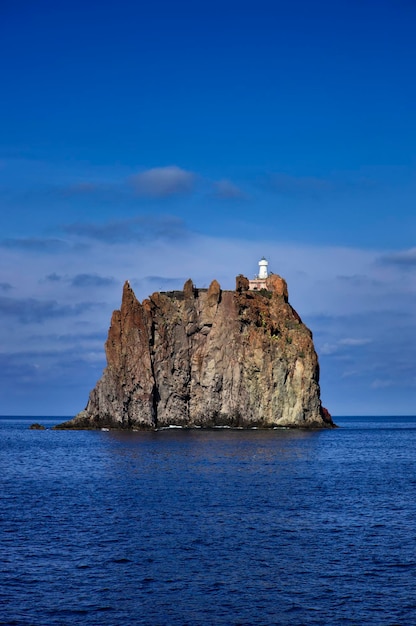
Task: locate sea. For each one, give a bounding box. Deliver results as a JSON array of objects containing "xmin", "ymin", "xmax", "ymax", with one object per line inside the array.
[{"xmin": 1, "ymin": 416, "xmax": 416, "ymax": 626}]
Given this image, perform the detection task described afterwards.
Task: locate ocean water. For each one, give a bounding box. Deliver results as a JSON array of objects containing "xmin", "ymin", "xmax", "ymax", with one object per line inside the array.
[{"xmin": 1, "ymin": 416, "xmax": 416, "ymax": 625}]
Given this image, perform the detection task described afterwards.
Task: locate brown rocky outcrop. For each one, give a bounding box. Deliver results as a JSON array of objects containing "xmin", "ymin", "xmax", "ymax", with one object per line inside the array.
[
  {"xmin": 266, "ymin": 274, "xmax": 288, "ymax": 301},
  {"xmin": 56, "ymin": 275, "xmax": 334, "ymax": 430}
]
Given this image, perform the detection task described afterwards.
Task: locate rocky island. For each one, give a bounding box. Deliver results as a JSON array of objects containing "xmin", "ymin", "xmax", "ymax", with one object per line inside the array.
[{"xmin": 56, "ymin": 261, "xmax": 334, "ymax": 430}]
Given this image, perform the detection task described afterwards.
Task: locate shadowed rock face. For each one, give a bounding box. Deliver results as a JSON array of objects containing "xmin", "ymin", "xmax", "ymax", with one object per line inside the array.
[{"xmin": 56, "ymin": 275, "xmax": 334, "ymax": 430}]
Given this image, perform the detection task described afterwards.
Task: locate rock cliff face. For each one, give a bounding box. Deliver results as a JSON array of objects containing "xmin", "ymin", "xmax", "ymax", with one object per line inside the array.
[{"xmin": 57, "ymin": 275, "xmax": 334, "ymax": 429}]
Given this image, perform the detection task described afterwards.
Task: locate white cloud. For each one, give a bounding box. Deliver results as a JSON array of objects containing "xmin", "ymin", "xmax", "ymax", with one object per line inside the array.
[
  {"xmin": 319, "ymin": 338, "xmax": 371, "ymax": 356},
  {"xmin": 380, "ymin": 247, "xmax": 416, "ymax": 267},
  {"xmin": 130, "ymin": 166, "xmax": 195, "ymax": 197},
  {"xmin": 339, "ymin": 338, "xmax": 372, "ymax": 347},
  {"xmin": 212, "ymin": 179, "xmax": 245, "ymax": 199},
  {"xmin": 371, "ymin": 379, "xmax": 395, "ymax": 389}
]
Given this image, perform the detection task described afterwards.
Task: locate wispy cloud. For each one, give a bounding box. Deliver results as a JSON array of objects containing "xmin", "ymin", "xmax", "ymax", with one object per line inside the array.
[
  {"xmin": 131, "ymin": 275, "xmax": 186, "ymax": 292},
  {"xmin": 0, "ymin": 237, "xmax": 69, "ymax": 252},
  {"xmin": 339, "ymin": 338, "xmax": 372, "ymax": 347},
  {"xmin": 380, "ymin": 248, "xmax": 416, "ymax": 267},
  {"xmin": 0, "ymin": 352, "xmax": 42, "ymax": 382},
  {"xmin": 45, "ymin": 273, "xmax": 117, "ymax": 288},
  {"xmin": 336, "ymin": 274, "xmax": 384, "ymax": 288},
  {"xmin": 0, "ymin": 348, "xmax": 106, "ymax": 390},
  {"xmin": 45, "ymin": 273, "xmax": 62, "ymax": 282},
  {"xmin": 320, "ymin": 337, "xmax": 372, "ymax": 355},
  {"xmin": 63, "ymin": 215, "xmax": 188, "ymax": 244},
  {"xmin": 265, "ymin": 169, "xmax": 384, "ymax": 199},
  {"xmin": 371, "ymin": 378, "xmax": 395, "ymax": 389},
  {"xmin": 130, "ymin": 166, "xmax": 195, "ymax": 197},
  {"xmin": 56, "ymin": 332, "xmax": 106, "ymax": 344},
  {"xmin": 0, "ymin": 296, "xmax": 98, "ymax": 323},
  {"xmin": 71, "ymin": 274, "xmax": 117, "ymax": 288},
  {"xmin": 268, "ymin": 173, "xmax": 332, "ymax": 196},
  {"xmin": 212, "ymin": 179, "xmax": 245, "ymax": 199},
  {"xmin": 0, "ymin": 282, "xmax": 12, "ymax": 292}
]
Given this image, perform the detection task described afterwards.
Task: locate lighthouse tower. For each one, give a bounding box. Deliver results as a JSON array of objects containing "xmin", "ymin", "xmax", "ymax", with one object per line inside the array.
[
  {"xmin": 258, "ymin": 257, "xmax": 268, "ymax": 279},
  {"xmin": 248, "ymin": 257, "xmax": 270, "ymax": 291}
]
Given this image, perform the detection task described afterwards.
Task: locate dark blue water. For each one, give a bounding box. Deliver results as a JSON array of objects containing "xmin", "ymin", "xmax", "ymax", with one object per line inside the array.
[{"xmin": 1, "ymin": 416, "xmax": 416, "ymax": 625}]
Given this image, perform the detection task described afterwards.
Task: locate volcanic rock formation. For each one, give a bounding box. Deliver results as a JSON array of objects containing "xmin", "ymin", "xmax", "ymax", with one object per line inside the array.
[{"xmin": 57, "ymin": 274, "xmax": 334, "ymax": 429}]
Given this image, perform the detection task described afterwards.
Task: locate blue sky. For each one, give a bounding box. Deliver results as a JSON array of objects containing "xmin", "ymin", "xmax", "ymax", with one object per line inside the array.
[{"xmin": 1, "ymin": 0, "xmax": 416, "ymax": 415}]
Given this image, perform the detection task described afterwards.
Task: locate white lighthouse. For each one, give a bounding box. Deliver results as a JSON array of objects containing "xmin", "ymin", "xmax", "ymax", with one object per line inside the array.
[
  {"xmin": 258, "ymin": 257, "xmax": 268, "ymax": 279},
  {"xmin": 248, "ymin": 257, "xmax": 270, "ymax": 290}
]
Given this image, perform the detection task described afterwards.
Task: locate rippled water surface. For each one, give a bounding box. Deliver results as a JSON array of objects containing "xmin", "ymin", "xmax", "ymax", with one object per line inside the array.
[{"xmin": 1, "ymin": 416, "xmax": 416, "ymax": 625}]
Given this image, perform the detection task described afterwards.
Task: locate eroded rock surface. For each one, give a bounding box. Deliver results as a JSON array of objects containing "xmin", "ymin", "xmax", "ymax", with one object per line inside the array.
[{"xmin": 57, "ymin": 275, "xmax": 334, "ymax": 430}]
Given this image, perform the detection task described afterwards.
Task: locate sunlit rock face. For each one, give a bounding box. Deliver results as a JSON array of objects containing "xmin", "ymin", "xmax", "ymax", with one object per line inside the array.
[{"xmin": 57, "ymin": 275, "xmax": 334, "ymax": 430}]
